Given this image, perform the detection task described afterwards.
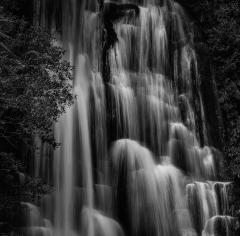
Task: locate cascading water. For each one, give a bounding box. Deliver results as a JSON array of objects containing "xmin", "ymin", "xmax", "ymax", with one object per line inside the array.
[{"xmin": 19, "ymin": 0, "xmax": 234, "ymax": 236}]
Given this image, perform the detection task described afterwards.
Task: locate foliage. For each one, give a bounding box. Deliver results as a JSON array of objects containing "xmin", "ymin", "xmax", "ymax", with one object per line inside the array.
[
  {"xmin": 191, "ymin": 0, "xmax": 240, "ymax": 180},
  {"xmin": 205, "ymin": 0, "xmax": 240, "ymax": 180},
  {"xmin": 0, "ymin": 0, "xmax": 33, "ymax": 21},
  {"xmin": 0, "ymin": 4, "xmax": 71, "ymax": 230},
  {"xmin": 191, "ymin": 0, "xmax": 240, "ymax": 223},
  {"xmin": 0, "ymin": 16, "xmax": 73, "ymax": 146},
  {"xmin": 0, "ymin": 5, "xmax": 73, "ymax": 230}
]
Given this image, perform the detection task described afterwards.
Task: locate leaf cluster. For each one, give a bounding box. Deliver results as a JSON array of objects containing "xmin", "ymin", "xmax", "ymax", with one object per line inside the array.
[
  {"xmin": 193, "ymin": 0, "xmax": 240, "ymax": 179},
  {"xmin": 0, "ymin": 17, "xmax": 74, "ymax": 145},
  {"xmin": 206, "ymin": 1, "xmax": 240, "ymax": 179}
]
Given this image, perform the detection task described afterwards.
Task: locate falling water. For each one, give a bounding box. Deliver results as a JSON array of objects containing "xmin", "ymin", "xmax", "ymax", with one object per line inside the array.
[{"xmin": 21, "ymin": 0, "xmax": 234, "ymax": 236}]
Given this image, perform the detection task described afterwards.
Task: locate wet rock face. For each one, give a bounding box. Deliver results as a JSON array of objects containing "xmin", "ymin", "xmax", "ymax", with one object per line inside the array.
[
  {"xmin": 190, "ymin": 19, "xmax": 223, "ymax": 149},
  {"xmin": 103, "ymin": 2, "xmax": 140, "ymax": 21},
  {"xmin": 169, "ymin": 1, "xmax": 223, "ymax": 149},
  {"xmin": 175, "ymin": 0, "xmax": 202, "ymax": 10},
  {"xmin": 196, "ymin": 44, "xmax": 223, "ymax": 149},
  {"xmin": 102, "ymin": 2, "xmax": 140, "ymax": 50},
  {"xmin": 101, "ymin": 2, "xmax": 140, "ymax": 86}
]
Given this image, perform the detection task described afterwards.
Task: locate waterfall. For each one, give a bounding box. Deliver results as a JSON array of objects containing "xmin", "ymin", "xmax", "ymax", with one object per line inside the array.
[{"xmin": 22, "ymin": 0, "xmax": 234, "ymax": 236}]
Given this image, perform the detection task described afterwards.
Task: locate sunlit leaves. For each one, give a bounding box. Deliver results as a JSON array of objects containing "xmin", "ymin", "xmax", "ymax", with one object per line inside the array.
[{"xmin": 0, "ymin": 19, "xmax": 73, "ymax": 145}]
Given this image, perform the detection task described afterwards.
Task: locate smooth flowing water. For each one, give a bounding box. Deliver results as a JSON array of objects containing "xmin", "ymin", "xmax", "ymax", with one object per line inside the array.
[{"xmin": 20, "ymin": 0, "xmax": 234, "ymax": 236}]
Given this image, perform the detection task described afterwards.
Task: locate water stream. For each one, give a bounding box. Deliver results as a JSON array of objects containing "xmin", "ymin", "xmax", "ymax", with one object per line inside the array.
[{"xmin": 19, "ymin": 1, "xmax": 234, "ymax": 236}]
